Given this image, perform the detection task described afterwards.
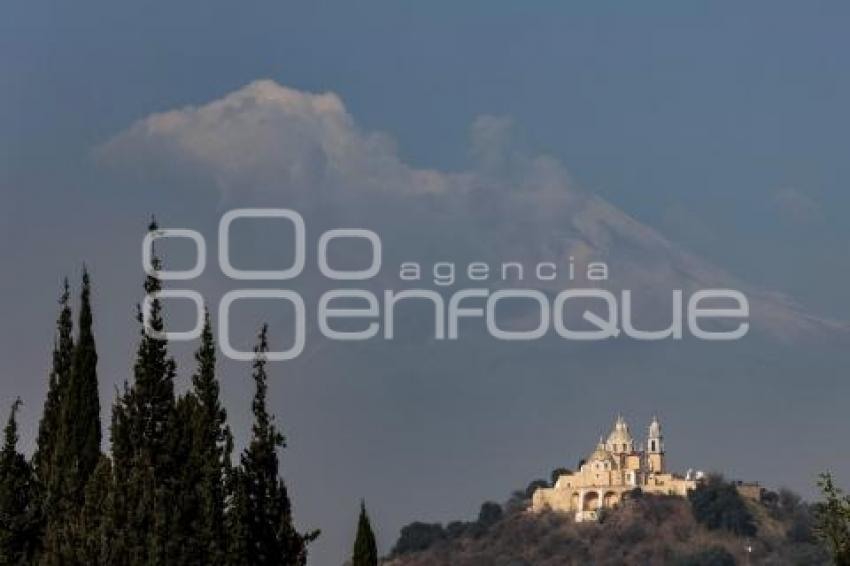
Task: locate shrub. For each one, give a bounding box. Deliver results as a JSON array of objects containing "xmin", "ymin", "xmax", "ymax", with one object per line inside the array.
[
  {"xmin": 689, "ymin": 476, "xmax": 757, "ymax": 537},
  {"xmin": 478, "ymin": 502, "xmax": 503, "ymax": 528},
  {"xmin": 445, "ymin": 521, "xmax": 467, "ymax": 539},
  {"xmin": 550, "ymin": 467, "xmax": 571, "ymax": 486},
  {"xmin": 391, "ymin": 522, "xmax": 445, "ymax": 555},
  {"xmin": 621, "ymin": 487, "xmax": 643, "ymax": 503},
  {"xmin": 524, "ymin": 479, "xmax": 549, "ymax": 498},
  {"xmin": 615, "ymin": 521, "xmax": 647, "ymax": 545},
  {"xmin": 787, "ymin": 510, "xmax": 817, "ymax": 544},
  {"xmin": 673, "ymin": 545, "xmax": 736, "ymax": 566}
]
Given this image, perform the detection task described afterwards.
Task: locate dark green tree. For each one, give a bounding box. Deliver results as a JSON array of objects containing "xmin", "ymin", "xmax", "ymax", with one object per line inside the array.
[
  {"xmin": 32, "ymin": 281, "xmax": 73, "ymax": 563},
  {"xmin": 814, "ymin": 472, "xmax": 850, "ymax": 565},
  {"xmin": 476, "ymin": 502, "xmax": 503, "ymax": 529},
  {"xmin": 42, "ymin": 268, "xmax": 105, "ymax": 563},
  {"xmin": 391, "ymin": 522, "xmax": 444, "ymax": 556},
  {"xmin": 188, "ymin": 311, "xmax": 230, "ymax": 565},
  {"xmin": 27, "ymin": 273, "xmax": 108, "ymax": 565},
  {"xmin": 524, "ymin": 479, "xmax": 549, "ymax": 499},
  {"xmin": 550, "ymin": 467, "xmax": 571, "ymax": 486},
  {"xmin": 165, "ymin": 394, "xmax": 201, "ymax": 565},
  {"xmin": 688, "ymin": 475, "xmax": 757, "ymax": 537},
  {"xmin": 0, "ymin": 399, "xmax": 40, "ymax": 565},
  {"xmin": 110, "ymin": 219, "xmax": 179, "ymax": 564},
  {"xmin": 352, "ymin": 500, "xmax": 378, "ymax": 566},
  {"xmin": 60, "ymin": 267, "xmax": 103, "ymax": 497},
  {"xmin": 164, "ymin": 311, "xmax": 232, "ymax": 565},
  {"xmin": 33, "ymin": 280, "xmax": 74, "ymax": 491},
  {"xmin": 74, "ymin": 455, "xmax": 114, "ymax": 565},
  {"xmin": 225, "ymin": 465, "xmax": 252, "ymax": 566},
  {"xmin": 227, "ymin": 325, "xmax": 318, "ymax": 566}
]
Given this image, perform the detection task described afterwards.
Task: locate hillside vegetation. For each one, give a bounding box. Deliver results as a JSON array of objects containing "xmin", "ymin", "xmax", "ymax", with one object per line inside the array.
[{"xmin": 383, "ymin": 477, "xmax": 830, "ymax": 566}]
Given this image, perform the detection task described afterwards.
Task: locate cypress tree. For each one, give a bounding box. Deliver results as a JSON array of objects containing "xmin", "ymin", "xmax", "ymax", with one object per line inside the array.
[
  {"xmin": 110, "ymin": 219, "xmax": 178, "ymax": 565},
  {"xmin": 33, "ymin": 280, "xmax": 74, "ymax": 491},
  {"xmin": 814, "ymin": 472, "xmax": 850, "ymax": 565},
  {"xmin": 352, "ymin": 500, "xmax": 379, "ymax": 566},
  {"xmin": 76, "ymin": 455, "xmax": 114, "ymax": 565},
  {"xmin": 166, "ymin": 394, "xmax": 199, "ymax": 565},
  {"xmin": 225, "ymin": 465, "xmax": 252, "ymax": 566},
  {"xmin": 164, "ymin": 303, "xmax": 230, "ymax": 566},
  {"xmin": 40, "ymin": 269, "xmax": 104, "ymax": 564},
  {"xmin": 187, "ymin": 311, "xmax": 229, "ymax": 565},
  {"xmin": 0, "ymin": 399, "xmax": 40, "ymax": 565},
  {"xmin": 62, "ymin": 266, "xmax": 102, "ymax": 496},
  {"xmin": 227, "ymin": 325, "xmax": 318, "ymax": 566},
  {"xmin": 31, "ymin": 281, "xmax": 71, "ymax": 564}
]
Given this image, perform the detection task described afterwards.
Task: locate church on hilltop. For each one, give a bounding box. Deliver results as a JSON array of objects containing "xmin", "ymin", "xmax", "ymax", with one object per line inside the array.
[{"xmin": 532, "ymin": 415, "xmax": 701, "ymax": 522}]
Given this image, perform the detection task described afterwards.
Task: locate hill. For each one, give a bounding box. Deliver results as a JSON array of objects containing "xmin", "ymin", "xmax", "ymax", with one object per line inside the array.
[{"xmin": 383, "ymin": 478, "xmax": 830, "ymax": 566}]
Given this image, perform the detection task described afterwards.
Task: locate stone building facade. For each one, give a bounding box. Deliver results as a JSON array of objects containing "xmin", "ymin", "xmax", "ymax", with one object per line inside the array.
[{"xmin": 531, "ymin": 415, "xmax": 699, "ymax": 522}]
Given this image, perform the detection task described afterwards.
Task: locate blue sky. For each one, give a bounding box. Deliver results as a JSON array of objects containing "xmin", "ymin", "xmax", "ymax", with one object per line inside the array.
[{"xmin": 3, "ymin": 2, "xmax": 850, "ymax": 564}]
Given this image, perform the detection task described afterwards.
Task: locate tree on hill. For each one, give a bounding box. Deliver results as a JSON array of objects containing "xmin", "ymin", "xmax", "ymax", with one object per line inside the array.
[
  {"xmin": 688, "ymin": 475, "xmax": 756, "ymax": 536},
  {"xmin": 814, "ymin": 472, "xmax": 850, "ymax": 566},
  {"xmin": 524, "ymin": 479, "xmax": 549, "ymax": 499},
  {"xmin": 391, "ymin": 522, "xmax": 445, "ymax": 556},
  {"xmin": 550, "ymin": 467, "xmax": 571, "ymax": 486},
  {"xmin": 477, "ymin": 502, "xmax": 503, "ymax": 528},
  {"xmin": 352, "ymin": 500, "xmax": 378, "ymax": 566}
]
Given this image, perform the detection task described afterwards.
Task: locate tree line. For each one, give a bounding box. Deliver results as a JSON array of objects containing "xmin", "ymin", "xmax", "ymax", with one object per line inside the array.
[{"xmin": 0, "ymin": 221, "xmax": 349, "ymax": 565}]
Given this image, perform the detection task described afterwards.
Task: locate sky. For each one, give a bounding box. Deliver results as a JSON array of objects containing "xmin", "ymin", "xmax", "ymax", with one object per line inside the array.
[{"xmin": 3, "ymin": 2, "xmax": 850, "ymax": 564}]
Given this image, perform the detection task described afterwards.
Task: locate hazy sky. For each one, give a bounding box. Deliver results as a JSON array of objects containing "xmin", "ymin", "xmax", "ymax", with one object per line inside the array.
[{"xmin": 3, "ymin": 3, "xmax": 850, "ymax": 564}]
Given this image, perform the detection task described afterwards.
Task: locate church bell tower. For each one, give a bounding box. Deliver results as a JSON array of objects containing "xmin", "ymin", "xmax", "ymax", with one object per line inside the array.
[{"xmin": 647, "ymin": 415, "xmax": 664, "ymax": 473}]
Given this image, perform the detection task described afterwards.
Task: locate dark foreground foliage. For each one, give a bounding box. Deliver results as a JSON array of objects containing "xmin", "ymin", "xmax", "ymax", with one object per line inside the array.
[
  {"xmin": 814, "ymin": 472, "xmax": 850, "ymax": 566},
  {"xmin": 0, "ymin": 222, "xmax": 316, "ymax": 565},
  {"xmin": 352, "ymin": 501, "xmax": 379, "ymax": 566}
]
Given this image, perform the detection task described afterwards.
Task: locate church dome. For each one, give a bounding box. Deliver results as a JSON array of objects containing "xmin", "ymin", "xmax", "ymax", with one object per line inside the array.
[
  {"xmin": 588, "ymin": 437, "xmax": 614, "ymax": 463},
  {"xmin": 589, "ymin": 446, "xmax": 613, "ymax": 462},
  {"xmin": 606, "ymin": 415, "xmax": 633, "ymax": 448}
]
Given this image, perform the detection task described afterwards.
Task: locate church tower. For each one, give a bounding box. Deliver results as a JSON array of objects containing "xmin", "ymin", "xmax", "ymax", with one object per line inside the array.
[{"xmin": 647, "ymin": 415, "xmax": 664, "ymax": 473}]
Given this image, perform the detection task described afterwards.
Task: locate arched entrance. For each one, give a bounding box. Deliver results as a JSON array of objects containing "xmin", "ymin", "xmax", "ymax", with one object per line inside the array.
[
  {"xmin": 603, "ymin": 491, "xmax": 618, "ymax": 508},
  {"xmin": 582, "ymin": 491, "xmax": 599, "ymax": 511}
]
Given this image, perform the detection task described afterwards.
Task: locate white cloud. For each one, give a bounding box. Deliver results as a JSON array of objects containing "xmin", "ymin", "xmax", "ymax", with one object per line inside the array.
[
  {"xmin": 98, "ymin": 80, "xmax": 846, "ymax": 342},
  {"xmin": 98, "ymin": 80, "xmax": 452, "ymax": 203}
]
